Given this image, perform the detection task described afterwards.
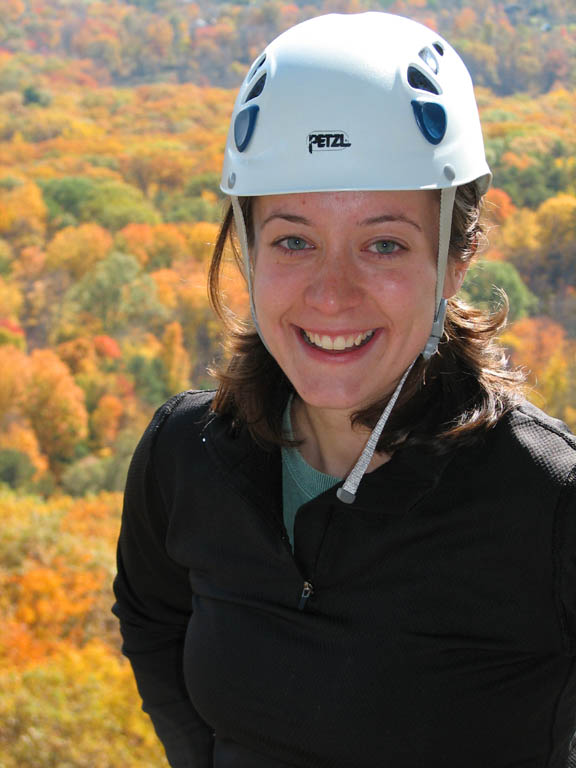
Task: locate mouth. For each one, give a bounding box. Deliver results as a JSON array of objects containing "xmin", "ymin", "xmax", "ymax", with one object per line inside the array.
[{"xmin": 300, "ymin": 328, "xmax": 376, "ymax": 352}]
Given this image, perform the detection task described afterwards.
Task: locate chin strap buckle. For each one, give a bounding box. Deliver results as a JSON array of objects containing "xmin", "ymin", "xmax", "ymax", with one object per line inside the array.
[{"xmin": 422, "ymin": 298, "xmax": 447, "ymax": 361}]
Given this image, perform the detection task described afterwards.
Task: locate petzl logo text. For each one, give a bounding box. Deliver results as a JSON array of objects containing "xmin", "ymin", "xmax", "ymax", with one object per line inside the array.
[{"xmin": 308, "ymin": 131, "xmax": 352, "ymax": 154}]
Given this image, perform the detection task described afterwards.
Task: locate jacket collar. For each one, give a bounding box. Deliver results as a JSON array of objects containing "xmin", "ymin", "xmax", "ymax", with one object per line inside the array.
[
  {"xmin": 202, "ymin": 407, "xmax": 459, "ymax": 518},
  {"xmin": 201, "ymin": 410, "xmax": 283, "ymax": 520}
]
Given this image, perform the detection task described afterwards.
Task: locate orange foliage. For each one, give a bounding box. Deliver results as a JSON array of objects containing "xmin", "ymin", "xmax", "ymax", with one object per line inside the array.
[
  {"xmin": 453, "ymin": 7, "xmax": 477, "ymax": 32},
  {"xmin": 501, "ymin": 317, "xmax": 566, "ymax": 375},
  {"xmin": 116, "ymin": 222, "xmax": 189, "ymax": 267},
  {"xmin": 57, "ymin": 337, "xmax": 97, "ymax": 375},
  {"xmin": 93, "ymin": 335, "xmax": 122, "ymax": 360},
  {"xmin": 12, "ymin": 245, "xmax": 46, "ymax": 279},
  {"xmin": 485, "ymin": 187, "xmax": 516, "ymax": 225},
  {"xmin": 0, "ymin": 345, "xmax": 29, "ymax": 421},
  {"xmin": 3, "ymin": 561, "xmax": 106, "ymax": 665},
  {"xmin": 0, "ymin": 0, "xmax": 25, "ymax": 22},
  {"xmin": 24, "ymin": 350, "xmax": 89, "ymax": 469},
  {"xmin": 500, "ymin": 152, "xmax": 535, "ymax": 171},
  {"xmin": 0, "ymin": 421, "xmax": 48, "ymax": 478},
  {"xmin": 160, "ymin": 321, "xmax": 190, "ymax": 394},
  {"xmin": 119, "ymin": 150, "xmax": 197, "ymax": 196},
  {"xmin": 91, "ymin": 394, "xmax": 124, "ymax": 448},
  {"xmin": 151, "ymin": 268, "xmax": 180, "ymax": 310},
  {"xmin": 60, "ymin": 492, "xmax": 122, "ymax": 547}
]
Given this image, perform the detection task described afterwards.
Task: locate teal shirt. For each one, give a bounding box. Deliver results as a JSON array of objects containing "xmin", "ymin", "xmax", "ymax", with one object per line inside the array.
[{"xmin": 281, "ymin": 399, "xmax": 340, "ymax": 549}]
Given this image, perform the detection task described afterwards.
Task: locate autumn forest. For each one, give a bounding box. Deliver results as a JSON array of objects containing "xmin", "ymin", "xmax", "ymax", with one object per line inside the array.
[{"xmin": 0, "ymin": 0, "xmax": 575, "ymax": 764}]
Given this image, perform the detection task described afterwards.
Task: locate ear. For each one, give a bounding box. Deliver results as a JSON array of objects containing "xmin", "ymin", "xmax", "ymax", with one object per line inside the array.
[{"xmin": 443, "ymin": 259, "xmax": 470, "ymax": 299}]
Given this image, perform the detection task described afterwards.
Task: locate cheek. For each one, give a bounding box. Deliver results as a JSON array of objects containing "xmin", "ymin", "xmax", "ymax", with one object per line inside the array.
[
  {"xmin": 252, "ymin": 262, "xmax": 299, "ymax": 326},
  {"xmin": 373, "ymin": 264, "xmax": 436, "ymax": 310}
]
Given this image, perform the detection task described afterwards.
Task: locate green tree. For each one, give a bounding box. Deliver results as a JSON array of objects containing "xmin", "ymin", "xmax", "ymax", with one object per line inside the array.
[
  {"xmin": 40, "ymin": 177, "xmax": 100, "ymax": 228},
  {"xmin": 462, "ymin": 261, "xmax": 538, "ymax": 322},
  {"xmin": 63, "ymin": 252, "xmax": 166, "ymax": 334},
  {"xmin": 79, "ymin": 181, "xmax": 161, "ymax": 231}
]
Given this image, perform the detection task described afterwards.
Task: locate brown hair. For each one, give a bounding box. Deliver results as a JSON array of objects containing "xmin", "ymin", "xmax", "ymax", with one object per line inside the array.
[{"xmin": 208, "ymin": 182, "xmax": 524, "ymax": 453}]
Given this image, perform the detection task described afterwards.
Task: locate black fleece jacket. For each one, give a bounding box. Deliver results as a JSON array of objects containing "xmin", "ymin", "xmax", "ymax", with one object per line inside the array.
[{"xmin": 112, "ymin": 390, "xmax": 576, "ymax": 768}]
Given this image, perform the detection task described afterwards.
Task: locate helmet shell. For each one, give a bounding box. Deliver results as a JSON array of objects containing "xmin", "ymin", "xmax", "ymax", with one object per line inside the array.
[{"xmin": 221, "ymin": 12, "xmax": 491, "ymax": 197}]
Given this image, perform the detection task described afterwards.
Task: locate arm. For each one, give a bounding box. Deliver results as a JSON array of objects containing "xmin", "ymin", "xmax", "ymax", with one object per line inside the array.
[{"xmin": 112, "ymin": 396, "xmax": 214, "ymax": 768}]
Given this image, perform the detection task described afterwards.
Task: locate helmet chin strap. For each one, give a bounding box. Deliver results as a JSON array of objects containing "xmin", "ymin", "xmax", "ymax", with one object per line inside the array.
[
  {"xmin": 337, "ymin": 185, "xmax": 456, "ymax": 503},
  {"xmin": 230, "ymin": 186, "xmax": 457, "ymax": 505},
  {"xmin": 423, "ymin": 185, "xmax": 456, "ymax": 360}
]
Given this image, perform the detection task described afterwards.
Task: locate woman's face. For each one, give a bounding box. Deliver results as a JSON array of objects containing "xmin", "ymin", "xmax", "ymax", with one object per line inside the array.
[{"xmin": 252, "ymin": 190, "xmax": 466, "ymax": 413}]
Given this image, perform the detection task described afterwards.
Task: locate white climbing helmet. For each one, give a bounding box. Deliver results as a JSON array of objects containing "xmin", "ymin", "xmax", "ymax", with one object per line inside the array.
[
  {"xmin": 220, "ymin": 12, "xmax": 493, "ymax": 504},
  {"xmin": 221, "ymin": 12, "xmax": 491, "ymax": 197}
]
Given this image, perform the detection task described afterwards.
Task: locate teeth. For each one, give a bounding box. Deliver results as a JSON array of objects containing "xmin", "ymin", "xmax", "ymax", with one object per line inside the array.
[{"xmin": 303, "ymin": 329, "xmax": 374, "ymax": 351}]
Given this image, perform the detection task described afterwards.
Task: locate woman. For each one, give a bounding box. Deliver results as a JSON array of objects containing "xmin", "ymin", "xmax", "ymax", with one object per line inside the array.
[{"xmin": 113, "ymin": 12, "xmax": 576, "ymax": 768}]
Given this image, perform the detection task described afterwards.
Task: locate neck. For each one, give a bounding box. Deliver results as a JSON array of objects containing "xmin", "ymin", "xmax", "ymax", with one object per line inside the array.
[{"xmin": 291, "ymin": 398, "xmax": 391, "ymax": 478}]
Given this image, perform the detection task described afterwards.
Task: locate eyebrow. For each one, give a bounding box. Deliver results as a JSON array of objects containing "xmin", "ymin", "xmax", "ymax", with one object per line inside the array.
[
  {"xmin": 260, "ymin": 212, "xmax": 422, "ymax": 231},
  {"xmin": 360, "ymin": 214, "xmax": 422, "ymax": 231},
  {"xmin": 261, "ymin": 213, "xmax": 312, "ymax": 227}
]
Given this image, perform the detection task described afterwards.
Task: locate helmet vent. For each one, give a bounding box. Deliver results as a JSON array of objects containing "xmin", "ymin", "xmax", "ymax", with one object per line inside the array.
[
  {"xmin": 244, "ymin": 73, "xmax": 267, "ymax": 102},
  {"xmin": 411, "ymin": 101, "xmax": 447, "ymax": 145},
  {"xmin": 433, "ymin": 42, "xmax": 444, "ymax": 56},
  {"xmin": 419, "ymin": 47, "xmax": 439, "ymax": 74},
  {"xmin": 247, "ymin": 54, "xmax": 266, "ymax": 82},
  {"xmin": 407, "ymin": 66, "xmax": 439, "ymax": 95},
  {"xmin": 234, "ymin": 105, "xmax": 259, "ymax": 152}
]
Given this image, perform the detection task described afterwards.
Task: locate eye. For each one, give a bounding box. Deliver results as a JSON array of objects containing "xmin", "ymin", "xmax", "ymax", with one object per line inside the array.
[
  {"xmin": 368, "ymin": 239, "xmax": 402, "ymax": 256},
  {"xmin": 275, "ymin": 236, "xmax": 311, "ymax": 252}
]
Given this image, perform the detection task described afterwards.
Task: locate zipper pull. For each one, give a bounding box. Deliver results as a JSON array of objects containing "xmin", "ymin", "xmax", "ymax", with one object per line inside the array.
[{"xmin": 298, "ymin": 581, "xmax": 314, "ymax": 611}]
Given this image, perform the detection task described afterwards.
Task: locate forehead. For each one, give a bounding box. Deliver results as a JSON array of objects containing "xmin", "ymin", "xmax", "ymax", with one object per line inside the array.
[{"xmin": 252, "ymin": 189, "xmax": 440, "ymax": 229}]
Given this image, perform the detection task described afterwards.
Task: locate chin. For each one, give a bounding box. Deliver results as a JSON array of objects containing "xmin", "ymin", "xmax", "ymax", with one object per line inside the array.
[{"xmin": 293, "ymin": 384, "xmax": 374, "ymax": 413}]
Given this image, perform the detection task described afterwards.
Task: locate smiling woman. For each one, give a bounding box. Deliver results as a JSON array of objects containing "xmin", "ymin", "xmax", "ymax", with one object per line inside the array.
[{"xmin": 113, "ymin": 11, "xmax": 576, "ymax": 768}]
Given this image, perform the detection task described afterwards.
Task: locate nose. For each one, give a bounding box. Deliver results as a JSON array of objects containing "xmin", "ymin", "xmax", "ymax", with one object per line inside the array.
[{"xmin": 303, "ymin": 250, "xmax": 364, "ymax": 315}]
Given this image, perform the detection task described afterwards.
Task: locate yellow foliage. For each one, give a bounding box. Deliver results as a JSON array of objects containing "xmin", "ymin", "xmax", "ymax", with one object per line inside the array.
[
  {"xmin": 0, "ymin": 275, "xmax": 23, "ymax": 319},
  {"xmin": 123, "ymin": 331, "xmax": 162, "ymax": 361},
  {"xmin": 0, "ymin": 641, "xmax": 169, "ymax": 767},
  {"xmin": 151, "ymin": 268, "xmax": 180, "ymax": 309},
  {"xmin": 564, "ymin": 406, "xmax": 576, "ymax": 433},
  {"xmin": 499, "ymin": 208, "xmax": 541, "ymax": 262},
  {"xmin": 0, "ymin": 345, "xmax": 29, "ymax": 421},
  {"xmin": 46, "ymin": 223, "xmax": 113, "ymax": 278},
  {"xmin": 0, "ymin": 421, "xmax": 48, "ymax": 478},
  {"xmin": 60, "ymin": 492, "xmax": 122, "ymax": 550},
  {"xmin": 0, "ymin": 181, "xmax": 47, "ymax": 245},
  {"xmin": 536, "ymin": 194, "xmax": 576, "ymax": 250},
  {"xmin": 180, "ymin": 220, "xmax": 220, "ymax": 261}
]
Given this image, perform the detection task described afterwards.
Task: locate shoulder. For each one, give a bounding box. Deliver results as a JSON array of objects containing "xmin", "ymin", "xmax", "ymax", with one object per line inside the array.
[
  {"xmin": 494, "ymin": 401, "xmax": 576, "ymax": 486},
  {"xmin": 152, "ymin": 389, "xmax": 216, "ymax": 434},
  {"xmin": 146, "ymin": 389, "xmax": 221, "ymax": 457},
  {"xmin": 130, "ymin": 390, "xmax": 217, "ymax": 468}
]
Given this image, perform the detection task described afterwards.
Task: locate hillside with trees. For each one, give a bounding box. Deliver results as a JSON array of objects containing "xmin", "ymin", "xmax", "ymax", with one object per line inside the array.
[{"xmin": 0, "ymin": 0, "xmax": 575, "ymax": 764}]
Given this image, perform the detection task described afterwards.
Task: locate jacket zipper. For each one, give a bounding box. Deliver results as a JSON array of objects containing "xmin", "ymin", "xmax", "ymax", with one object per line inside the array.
[
  {"xmin": 202, "ymin": 434, "xmax": 316, "ymax": 613},
  {"xmin": 298, "ymin": 581, "xmax": 314, "ymax": 611}
]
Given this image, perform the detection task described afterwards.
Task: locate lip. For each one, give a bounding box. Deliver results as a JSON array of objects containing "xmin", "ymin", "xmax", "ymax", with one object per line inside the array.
[{"xmin": 293, "ymin": 325, "xmax": 381, "ymax": 361}]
